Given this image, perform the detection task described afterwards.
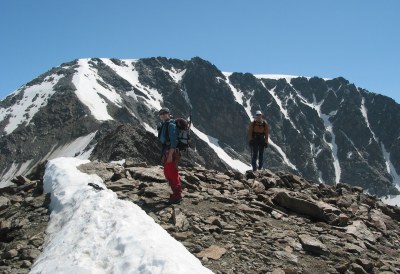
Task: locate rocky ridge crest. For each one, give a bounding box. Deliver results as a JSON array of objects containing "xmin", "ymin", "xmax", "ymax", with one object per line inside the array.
[{"xmin": 1, "ymin": 161, "xmax": 400, "ymax": 273}]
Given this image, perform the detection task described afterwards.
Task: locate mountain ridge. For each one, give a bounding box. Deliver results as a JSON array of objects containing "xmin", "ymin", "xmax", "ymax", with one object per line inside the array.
[{"xmin": 0, "ymin": 56, "xmax": 399, "ymax": 196}]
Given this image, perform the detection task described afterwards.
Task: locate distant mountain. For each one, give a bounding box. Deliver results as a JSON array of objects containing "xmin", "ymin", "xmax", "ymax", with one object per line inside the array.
[{"xmin": 0, "ymin": 57, "xmax": 399, "ymax": 196}]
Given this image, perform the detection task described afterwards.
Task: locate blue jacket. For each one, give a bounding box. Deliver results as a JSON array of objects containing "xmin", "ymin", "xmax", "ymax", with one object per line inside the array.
[{"xmin": 158, "ymin": 118, "xmax": 179, "ymax": 150}]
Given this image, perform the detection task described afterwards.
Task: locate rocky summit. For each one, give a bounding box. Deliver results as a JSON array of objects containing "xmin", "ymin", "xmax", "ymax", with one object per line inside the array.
[{"xmin": 1, "ymin": 161, "xmax": 399, "ymax": 274}]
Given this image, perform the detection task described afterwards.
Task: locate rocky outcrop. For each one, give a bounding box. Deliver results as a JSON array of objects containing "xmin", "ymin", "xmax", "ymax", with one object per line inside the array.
[
  {"xmin": 80, "ymin": 162, "xmax": 400, "ymax": 273},
  {"xmin": 89, "ymin": 123, "xmax": 230, "ymax": 172},
  {"xmin": 3, "ymin": 161, "xmax": 399, "ymax": 273},
  {"xmin": 0, "ymin": 176, "xmax": 49, "ymax": 273}
]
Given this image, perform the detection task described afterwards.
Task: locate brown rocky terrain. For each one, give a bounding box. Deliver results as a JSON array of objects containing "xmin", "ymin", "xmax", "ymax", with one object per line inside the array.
[{"xmin": 1, "ymin": 161, "xmax": 400, "ymax": 274}]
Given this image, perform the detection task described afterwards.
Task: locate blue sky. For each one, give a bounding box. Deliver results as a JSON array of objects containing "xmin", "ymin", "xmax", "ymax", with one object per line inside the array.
[{"xmin": 1, "ymin": 0, "xmax": 399, "ymax": 103}]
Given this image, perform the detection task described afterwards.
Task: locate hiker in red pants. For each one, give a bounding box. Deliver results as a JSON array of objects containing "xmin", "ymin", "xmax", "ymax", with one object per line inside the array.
[{"xmin": 157, "ymin": 107, "xmax": 182, "ymax": 204}]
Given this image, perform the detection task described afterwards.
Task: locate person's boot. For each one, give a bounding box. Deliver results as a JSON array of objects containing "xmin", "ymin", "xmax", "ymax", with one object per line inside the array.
[
  {"xmin": 168, "ymin": 193, "xmax": 182, "ymax": 204},
  {"xmin": 168, "ymin": 184, "xmax": 182, "ymax": 204}
]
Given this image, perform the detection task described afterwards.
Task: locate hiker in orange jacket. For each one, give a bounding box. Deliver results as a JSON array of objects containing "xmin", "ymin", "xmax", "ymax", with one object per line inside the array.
[{"xmin": 247, "ymin": 110, "xmax": 269, "ymax": 171}]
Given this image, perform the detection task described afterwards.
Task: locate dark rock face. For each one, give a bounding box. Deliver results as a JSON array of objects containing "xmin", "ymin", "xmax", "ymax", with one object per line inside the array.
[
  {"xmin": 90, "ymin": 123, "xmax": 160, "ymax": 165},
  {"xmin": 181, "ymin": 58, "xmax": 249, "ymax": 151},
  {"xmin": 90, "ymin": 123, "xmax": 230, "ymax": 172},
  {"xmin": 1, "ymin": 56, "xmax": 400, "ymax": 196}
]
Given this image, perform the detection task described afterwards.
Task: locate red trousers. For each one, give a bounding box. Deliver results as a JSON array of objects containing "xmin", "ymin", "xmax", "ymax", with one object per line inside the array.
[{"xmin": 163, "ymin": 159, "xmax": 182, "ymax": 200}]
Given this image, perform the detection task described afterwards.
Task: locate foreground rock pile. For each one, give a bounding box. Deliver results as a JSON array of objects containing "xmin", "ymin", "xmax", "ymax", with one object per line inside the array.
[
  {"xmin": 1, "ymin": 161, "xmax": 400, "ymax": 274},
  {"xmin": 0, "ymin": 176, "xmax": 49, "ymax": 273}
]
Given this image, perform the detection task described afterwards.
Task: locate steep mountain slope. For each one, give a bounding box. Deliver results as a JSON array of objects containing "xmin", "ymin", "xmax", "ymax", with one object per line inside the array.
[{"xmin": 0, "ymin": 57, "xmax": 399, "ymax": 196}]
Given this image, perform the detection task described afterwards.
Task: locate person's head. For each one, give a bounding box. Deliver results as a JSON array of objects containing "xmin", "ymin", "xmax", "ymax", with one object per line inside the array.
[
  {"xmin": 255, "ymin": 110, "xmax": 263, "ymax": 121},
  {"xmin": 159, "ymin": 107, "xmax": 170, "ymax": 121}
]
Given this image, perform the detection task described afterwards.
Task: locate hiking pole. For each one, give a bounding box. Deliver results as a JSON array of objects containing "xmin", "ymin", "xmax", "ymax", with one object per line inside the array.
[
  {"xmin": 187, "ymin": 114, "xmax": 192, "ymax": 158},
  {"xmin": 249, "ymin": 142, "xmax": 253, "ymax": 168},
  {"xmin": 262, "ymin": 142, "xmax": 268, "ymax": 170}
]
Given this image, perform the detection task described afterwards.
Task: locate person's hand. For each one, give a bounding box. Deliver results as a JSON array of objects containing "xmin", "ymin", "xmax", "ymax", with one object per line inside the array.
[
  {"xmin": 166, "ymin": 149, "xmax": 174, "ymax": 162},
  {"xmin": 264, "ymin": 143, "xmax": 269, "ymax": 148}
]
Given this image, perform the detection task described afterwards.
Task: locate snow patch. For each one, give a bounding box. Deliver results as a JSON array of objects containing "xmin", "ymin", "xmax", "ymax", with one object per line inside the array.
[
  {"xmin": 0, "ymin": 159, "xmax": 33, "ymax": 188},
  {"xmin": 263, "ymin": 85, "xmax": 300, "ymax": 133},
  {"xmin": 31, "ymin": 157, "xmax": 212, "ymax": 274},
  {"xmin": 101, "ymin": 58, "xmax": 164, "ymax": 112},
  {"xmin": 361, "ymin": 97, "xmax": 400, "ymax": 184},
  {"xmin": 44, "ymin": 132, "xmax": 97, "ymax": 160},
  {"xmin": 222, "ymin": 73, "xmax": 244, "ymax": 105},
  {"xmin": 254, "ymin": 74, "xmax": 332, "ymax": 82},
  {"xmin": 191, "ymin": 126, "xmax": 251, "ymax": 173},
  {"xmin": 310, "ymin": 143, "xmax": 323, "ymax": 183},
  {"xmin": 110, "ymin": 159, "xmax": 126, "ymax": 166},
  {"xmin": 269, "ymin": 140, "xmax": 298, "ymax": 171},
  {"xmin": 161, "ymin": 67, "xmax": 186, "ymax": 83},
  {"xmin": 143, "ymin": 122, "xmax": 158, "ymax": 136},
  {"xmin": 360, "ymin": 97, "xmax": 378, "ymax": 141},
  {"xmin": 320, "ymin": 112, "xmax": 341, "ymax": 184},
  {"xmin": 180, "ymin": 86, "xmax": 193, "ymax": 108},
  {"xmin": 296, "ymin": 93, "xmax": 341, "ymax": 184},
  {"xmin": 0, "ymin": 74, "xmax": 63, "ymax": 134},
  {"xmin": 381, "ymin": 143, "xmax": 400, "ymax": 185},
  {"xmin": 72, "ymin": 59, "xmax": 123, "ymax": 121},
  {"xmin": 254, "ymin": 74, "xmax": 301, "ymax": 83},
  {"xmin": 244, "ymin": 98, "xmax": 253, "ymax": 120},
  {"xmin": 382, "ymin": 185, "xmax": 400, "ymax": 207}
]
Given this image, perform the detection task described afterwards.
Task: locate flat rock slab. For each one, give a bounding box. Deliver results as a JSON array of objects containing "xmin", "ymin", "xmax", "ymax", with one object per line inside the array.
[{"xmin": 197, "ymin": 245, "xmax": 227, "ymax": 260}]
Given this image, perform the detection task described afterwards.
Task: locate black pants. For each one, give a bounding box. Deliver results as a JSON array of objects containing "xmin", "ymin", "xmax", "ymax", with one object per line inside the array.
[{"xmin": 251, "ymin": 143, "xmax": 265, "ymax": 171}]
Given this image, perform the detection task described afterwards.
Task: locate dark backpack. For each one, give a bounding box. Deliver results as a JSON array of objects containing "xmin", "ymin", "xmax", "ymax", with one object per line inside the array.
[
  {"xmin": 174, "ymin": 118, "xmax": 191, "ymax": 151},
  {"xmin": 162, "ymin": 116, "xmax": 191, "ymax": 151}
]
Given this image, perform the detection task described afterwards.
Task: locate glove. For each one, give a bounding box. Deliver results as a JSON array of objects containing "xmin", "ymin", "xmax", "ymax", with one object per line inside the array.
[
  {"xmin": 264, "ymin": 143, "xmax": 269, "ymax": 148},
  {"xmin": 249, "ymin": 140, "xmax": 254, "ymax": 146}
]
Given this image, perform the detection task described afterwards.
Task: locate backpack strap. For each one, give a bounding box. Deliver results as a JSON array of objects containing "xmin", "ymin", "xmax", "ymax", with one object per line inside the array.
[{"xmin": 164, "ymin": 120, "xmax": 171, "ymax": 144}]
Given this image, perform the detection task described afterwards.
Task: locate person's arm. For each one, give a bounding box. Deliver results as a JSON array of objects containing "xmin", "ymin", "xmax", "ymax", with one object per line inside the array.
[
  {"xmin": 264, "ymin": 121, "xmax": 269, "ymax": 145},
  {"xmin": 247, "ymin": 122, "xmax": 254, "ymax": 142},
  {"xmin": 166, "ymin": 123, "xmax": 178, "ymax": 162}
]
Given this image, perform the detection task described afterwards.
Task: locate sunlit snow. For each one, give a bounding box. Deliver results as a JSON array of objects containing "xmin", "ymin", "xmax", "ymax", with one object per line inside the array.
[
  {"xmin": 0, "ymin": 132, "xmax": 96, "ymax": 188},
  {"xmin": 268, "ymin": 140, "xmax": 298, "ymax": 171},
  {"xmin": 44, "ymin": 131, "xmax": 97, "ymax": 160},
  {"xmin": 72, "ymin": 59, "xmax": 123, "ymax": 121},
  {"xmin": 100, "ymin": 58, "xmax": 164, "ymax": 112},
  {"xmin": 254, "ymin": 74, "xmax": 301, "ymax": 83},
  {"xmin": 192, "ymin": 126, "xmax": 251, "ymax": 173},
  {"xmin": 263, "ymin": 84, "xmax": 300, "ymax": 133},
  {"xmin": 160, "ymin": 67, "xmax": 186, "ymax": 83},
  {"xmin": 0, "ymin": 74, "xmax": 63, "ymax": 134},
  {"xmin": 221, "ymin": 73, "xmax": 244, "ymax": 105},
  {"xmin": 143, "ymin": 122, "xmax": 158, "ymax": 136},
  {"xmin": 30, "ymin": 157, "xmax": 213, "ymax": 274},
  {"xmin": 295, "ymin": 92, "xmax": 341, "ymax": 184},
  {"xmin": 0, "ymin": 160, "xmax": 33, "ymax": 188}
]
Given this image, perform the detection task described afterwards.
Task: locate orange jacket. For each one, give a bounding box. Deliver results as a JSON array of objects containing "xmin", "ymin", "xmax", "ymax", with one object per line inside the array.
[{"xmin": 248, "ymin": 120, "xmax": 269, "ymax": 144}]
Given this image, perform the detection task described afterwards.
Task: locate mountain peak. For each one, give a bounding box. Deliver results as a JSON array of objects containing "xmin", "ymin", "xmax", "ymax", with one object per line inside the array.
[{"xmin": 1, "ymin": 57, "xmax": 399, "ymax": 197}]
